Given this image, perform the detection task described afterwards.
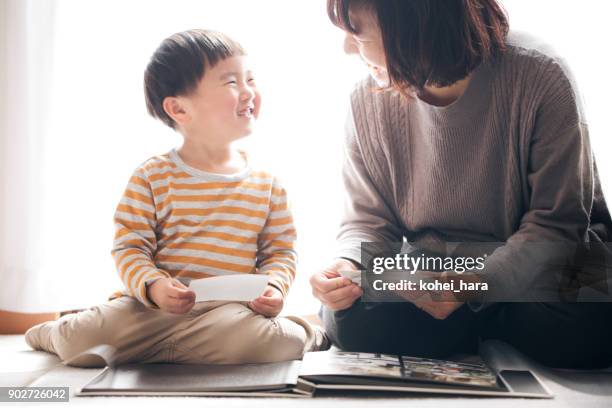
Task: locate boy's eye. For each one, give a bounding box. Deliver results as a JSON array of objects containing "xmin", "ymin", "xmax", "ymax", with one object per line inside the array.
[
  {"xmin": 247, "ymin": 78, "xmax": 255, "ymax": 83},
  {"xmin": 225, "ymin": 80, "xmax": 237, "ymax": 85}
]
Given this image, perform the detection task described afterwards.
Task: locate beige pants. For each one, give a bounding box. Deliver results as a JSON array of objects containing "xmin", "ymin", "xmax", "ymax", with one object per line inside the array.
[{"xmin": 26, "ymin": 296, "xmax": 315, "ymax": 367}]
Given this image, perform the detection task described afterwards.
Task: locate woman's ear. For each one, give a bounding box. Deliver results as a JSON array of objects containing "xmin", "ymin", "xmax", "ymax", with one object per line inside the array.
[{"xmin": 162, "ymin": 96, "xmax": 190, "ymax": 126}]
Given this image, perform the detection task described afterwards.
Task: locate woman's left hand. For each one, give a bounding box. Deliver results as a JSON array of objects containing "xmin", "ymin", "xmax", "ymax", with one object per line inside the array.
[
  {"xmin": 249, "ymin": 285, "xmax": 284, "ymax": 317},
  {"xmin": 399, "ymin": 271, "xmax": 464, "ymax": 320},
  {"xmin": 413, "ymin": 297, "xmax": 464, "ymax": 320}
]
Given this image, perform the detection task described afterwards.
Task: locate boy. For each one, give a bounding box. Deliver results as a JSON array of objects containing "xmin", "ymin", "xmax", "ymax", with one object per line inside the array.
[{"xmin": 25, "ymin": 29, "xmax": 328, "ymax": 367}]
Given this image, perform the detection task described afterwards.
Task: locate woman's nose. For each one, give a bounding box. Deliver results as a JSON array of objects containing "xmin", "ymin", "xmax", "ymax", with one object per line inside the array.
[{"xmin": 343, "ymin": 33, "xmax": 358, "ymax": 55}]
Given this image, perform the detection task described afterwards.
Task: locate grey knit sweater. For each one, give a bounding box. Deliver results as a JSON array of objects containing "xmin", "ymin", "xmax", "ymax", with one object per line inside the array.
[{"xmin": 337, "ymin": 32, "xmax": 612, "ymax": 300}]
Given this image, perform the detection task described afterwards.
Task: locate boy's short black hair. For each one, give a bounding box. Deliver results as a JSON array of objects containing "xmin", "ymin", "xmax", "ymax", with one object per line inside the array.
[{"xmin": 144, "ymin": 29, "xmax": 245, "ymax": 129}]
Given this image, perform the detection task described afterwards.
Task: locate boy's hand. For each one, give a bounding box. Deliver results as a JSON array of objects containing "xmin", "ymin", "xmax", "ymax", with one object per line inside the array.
[
  {"xmin": 146, "ymin": 277, "xmax": 196, "ymax": 314},
  {"xmin": 249, "ymin": 285, "xmax": 284, "ymax": 317}
]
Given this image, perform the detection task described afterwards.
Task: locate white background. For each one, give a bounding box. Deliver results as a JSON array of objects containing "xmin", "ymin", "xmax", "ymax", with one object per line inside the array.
[{"xmin": 4, "ymin": 0, "xmax": 611, "ymax": 315}]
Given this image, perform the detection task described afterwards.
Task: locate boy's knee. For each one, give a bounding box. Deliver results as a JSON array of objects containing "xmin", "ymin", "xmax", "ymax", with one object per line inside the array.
[{"xmin": 220, "ymin": 315, "xmax": 307, "ymax": 363}]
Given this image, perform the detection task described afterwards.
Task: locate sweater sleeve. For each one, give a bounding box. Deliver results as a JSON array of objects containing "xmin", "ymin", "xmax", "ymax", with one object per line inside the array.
[
  {"xmin": 111, "ymin": 168, "xmax": 170, "ymax": 308},
  {"xmin": 256, "ymin": 179, "xmax": 297, "ymax": 298},
  {"xmin": 336, "ymin": 103, "xmax": 406, "ymax": 266},
  {"xmin": 475, "ymin": 59, "xmax": 593, "ymax": 305}
]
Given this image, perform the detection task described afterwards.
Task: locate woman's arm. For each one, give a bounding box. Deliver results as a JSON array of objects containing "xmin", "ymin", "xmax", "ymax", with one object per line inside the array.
[
  {"xmin": 476, "ymin": 58, "xmax": 595, "ymax": 305},
  {"xmin": 310, "ymin": 102, "xmax": 406, "ymax": 311},
  {"xmin": 337, "ymin": 103, "xmax": 406, "ymax": 266}
]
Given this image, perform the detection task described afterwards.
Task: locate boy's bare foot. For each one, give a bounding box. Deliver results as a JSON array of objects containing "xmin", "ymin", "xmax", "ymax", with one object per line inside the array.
[{"xmin": 25, "ymin": 321, "xmax": 57, "ymax": 354}]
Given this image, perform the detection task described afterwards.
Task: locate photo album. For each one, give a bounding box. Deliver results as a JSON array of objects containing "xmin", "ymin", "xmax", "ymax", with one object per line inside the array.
[{"xmin": 78, "ymin": 348, "xmax": 552, "ymax": 398}]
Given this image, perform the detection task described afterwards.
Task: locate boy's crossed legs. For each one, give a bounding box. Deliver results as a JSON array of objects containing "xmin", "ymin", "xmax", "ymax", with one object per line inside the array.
[{"xmin": 26, "ymin": 296, "xmax": 320, "ymax": 367}]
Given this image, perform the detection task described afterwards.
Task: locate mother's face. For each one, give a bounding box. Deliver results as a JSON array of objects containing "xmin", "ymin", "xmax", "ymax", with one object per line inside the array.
[{"xmin": 343, "ymin": 7, "xmax": 389, "ymax": 86}]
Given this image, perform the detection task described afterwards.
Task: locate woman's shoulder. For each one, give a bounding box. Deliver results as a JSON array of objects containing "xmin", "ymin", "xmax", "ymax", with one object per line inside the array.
[
  {"xmin": 495, "ymin": 31, "xmax": 584, "ymax": 116},
  {"xmin": 505, "ymin": 31, "xmax": 562, "ymax": 61},
  {"xmin": 498, "ymin": 31, "xmax": 580, "ymax": 95},
  {"xmin": 349, "ymin": 75, "xmax": 380, "ymax": 107},
  {"xmin": 348, "ymin": 76, "xmax": 402, "ymax": 128}
]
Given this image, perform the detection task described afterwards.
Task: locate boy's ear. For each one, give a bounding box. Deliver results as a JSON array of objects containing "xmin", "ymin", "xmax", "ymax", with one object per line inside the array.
[{"xmin": 162, "ymin": 96, "xmax": 190, "ymax": 126}]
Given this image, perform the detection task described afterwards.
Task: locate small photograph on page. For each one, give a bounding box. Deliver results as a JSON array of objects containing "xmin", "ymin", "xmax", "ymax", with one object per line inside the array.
[
  {"xmin": 324, "ymin": 352, "xmax": 403, "ymax": 377},
  {"xmin": 400, "ymin": 356, "xmax": 498, "ymax": 388}
]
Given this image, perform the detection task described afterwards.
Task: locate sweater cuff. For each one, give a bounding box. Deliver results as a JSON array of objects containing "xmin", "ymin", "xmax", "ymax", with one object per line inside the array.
[
  {"xmin": 259, "ymin": 271, "xmax": 290, "ymax": 299},
  {"xmin": 466, "ymin": 255, "xmax": 511, "ymax": 311},
  {"xmin": 337, "ymin": 239, "xmax": 419, "ymax": 267},
  {"xmin": 134, "ymin": 271, "xmax": 169, "ymax": 309},
  {"xmin": 336, "ymin": 239, "xmax": 365, "ymax": 266},
  {"xmin": 267, "ymin": 281, "xmax": 285, "ymax": 298}
]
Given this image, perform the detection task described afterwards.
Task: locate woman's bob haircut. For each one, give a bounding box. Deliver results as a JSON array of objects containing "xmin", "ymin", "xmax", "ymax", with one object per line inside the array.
[{"xmin": 327, "ymin": 0, "xmax": 509, "ymax": 93}]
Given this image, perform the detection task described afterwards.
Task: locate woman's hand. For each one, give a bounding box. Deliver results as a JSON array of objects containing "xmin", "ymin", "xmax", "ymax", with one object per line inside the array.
[
  {"xmin": 146, "ymin": 277, "xmax": 196, "ymax": 314},
  {"xmin": 397, "ymin": 270, "xmax": 464, "ymax": 320},
  {"xmin": 413, "ymin": 297, "xmax": 464, "ymax": 320},
  {"xmin": 310, "ymin": 258, "xmax": 363, "ymax": 311},
  {"xmin": 249, "ymin": 285, "xmax": 284, "ymax": 317}
]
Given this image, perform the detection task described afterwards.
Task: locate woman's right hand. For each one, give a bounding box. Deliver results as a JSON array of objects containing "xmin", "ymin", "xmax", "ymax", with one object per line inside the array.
[{"xmin": 310, "ymin": 258, "xmax": 363, "ymax": 311}]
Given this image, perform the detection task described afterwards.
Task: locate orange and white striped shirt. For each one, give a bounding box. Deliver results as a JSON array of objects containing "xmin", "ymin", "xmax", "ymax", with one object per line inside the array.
[{"xmin": 111, "ymin": 149, "xmax": 296, "ymax": 308}]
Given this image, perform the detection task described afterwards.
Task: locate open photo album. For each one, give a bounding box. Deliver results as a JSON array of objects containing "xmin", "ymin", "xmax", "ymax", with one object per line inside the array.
[{"xmin": 78, "ymin": 348, "xmax": 552, "ymax": 398}]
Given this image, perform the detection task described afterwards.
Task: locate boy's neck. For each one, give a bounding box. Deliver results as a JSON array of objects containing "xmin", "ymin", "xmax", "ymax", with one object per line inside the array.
[{"xmin": 177, "ymin": 140, "xmax": 246, "ymax": 175}]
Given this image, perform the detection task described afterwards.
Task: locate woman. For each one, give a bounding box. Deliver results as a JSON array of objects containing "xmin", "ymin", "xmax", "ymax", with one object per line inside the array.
[{"xmin": 310, "ymin": 0, "xmax": 612, "ymax": 368}]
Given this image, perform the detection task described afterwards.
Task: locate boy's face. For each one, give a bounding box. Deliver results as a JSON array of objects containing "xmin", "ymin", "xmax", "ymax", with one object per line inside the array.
[{"xmin": 181, "ymin": 55, "xmax": 261, "ymax": 143}]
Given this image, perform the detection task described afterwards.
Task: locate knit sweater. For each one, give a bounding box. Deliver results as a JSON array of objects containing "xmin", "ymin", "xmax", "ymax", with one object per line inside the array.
[
  {"xmin": 337, "ymin": 32, "xmax": 612, "ymax": 301},
  {"xmin": 111, "ymin": 149, "xmax": 296, "ymax": 308}
]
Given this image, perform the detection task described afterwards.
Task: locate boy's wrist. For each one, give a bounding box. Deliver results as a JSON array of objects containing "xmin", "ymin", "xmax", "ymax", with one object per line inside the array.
[
  {"xmin": 267, "ymin": 282, "xmax": 284, "ymax": 298},
  {"xmin": 145, "ymin": 277, "xmax": 165, "ymax": 306}
]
